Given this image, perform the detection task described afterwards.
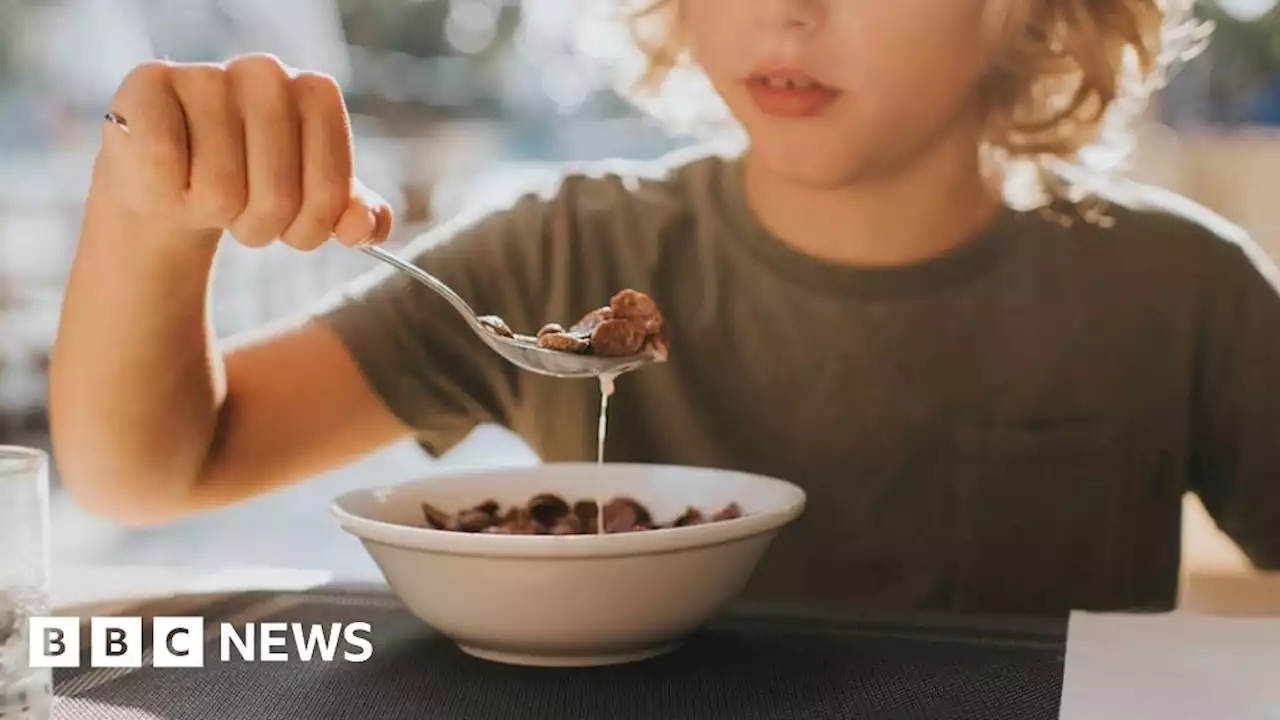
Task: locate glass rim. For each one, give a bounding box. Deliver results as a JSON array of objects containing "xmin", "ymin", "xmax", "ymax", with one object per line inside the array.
[{"xmin": 0, "ymin": 445, "xmax": 49, "ymax": 476}]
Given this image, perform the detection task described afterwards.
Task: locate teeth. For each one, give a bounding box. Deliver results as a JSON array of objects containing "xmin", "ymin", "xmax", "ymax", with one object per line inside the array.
[{"xmin": 765, "ymin": 77, "xmax": 815, "ymax": 89}]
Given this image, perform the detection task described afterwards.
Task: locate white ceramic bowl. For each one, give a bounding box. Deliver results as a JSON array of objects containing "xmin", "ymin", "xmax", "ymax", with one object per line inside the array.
[{"xmin": 331, "ymin": 462, "xmax": 806, "ymax": 667}]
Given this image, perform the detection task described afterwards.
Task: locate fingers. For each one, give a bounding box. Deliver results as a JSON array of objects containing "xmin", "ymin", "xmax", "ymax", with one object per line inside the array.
[
  {"xmin": 280, "ymin": 71, "xmax": 352, "ymax": 251},
  {"xmin": 100, "ymin": 54, "xmax": 393, "ymax": 251},
  {"xmin": 169, "ymin": 64, "xmax": 247, "ymax": 230},
  {"xmin": 332, "ymin": 201, "xmax": 377, "ymax": 247},
  {"xmin": 226, "ymin": 54, "xmax": 300, "ymax": 248},
  {"xmin": 331, "ymin": 179, "xmax": 394, "ymax": 247},
  {"xmin": 104, "ymin": 60, "xmax": 189, "ymax": 214},
  {"xmin": 370, "ymin": 203, "xmax": 394, "ymax": 245}
]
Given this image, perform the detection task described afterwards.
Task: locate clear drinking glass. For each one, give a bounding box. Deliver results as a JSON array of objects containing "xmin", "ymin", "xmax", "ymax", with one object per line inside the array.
[{"xmin": 0, "ymin": 446, "xmax": 53, "ymax": 719}]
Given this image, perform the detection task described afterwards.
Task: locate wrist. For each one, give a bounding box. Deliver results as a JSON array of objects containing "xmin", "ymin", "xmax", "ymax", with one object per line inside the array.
[{"xmin": 83, "ymin": 187, "xmax": 222, "ymax": 266}]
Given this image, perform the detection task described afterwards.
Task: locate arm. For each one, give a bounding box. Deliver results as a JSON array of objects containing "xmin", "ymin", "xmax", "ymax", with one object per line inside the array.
[
  {"xmin": 51, "ymin": 231, "xmax": 408, "ymax": 524},
  {"xmin": 52, "ymin": 55, "xmax": 577, "ymax": 526},
  {"xmin": 49, "ymin": 56, "xmax": 400, "ymax": 526},
  {"xmin": 1190, "ymin": 234, "xmax": 1280, "ymax": 570}
]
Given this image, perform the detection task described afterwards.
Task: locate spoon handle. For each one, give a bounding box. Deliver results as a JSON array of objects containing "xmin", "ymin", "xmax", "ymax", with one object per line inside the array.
[{"xmin": 358, "ymin": 245, "xmax": 480, "ymax": 325}]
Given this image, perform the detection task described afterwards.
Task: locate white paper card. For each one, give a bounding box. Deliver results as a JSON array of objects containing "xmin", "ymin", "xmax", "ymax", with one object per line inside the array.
[{"xmin": 1060, "ymin": 611, "xmax": 1280, "ymax": 720}]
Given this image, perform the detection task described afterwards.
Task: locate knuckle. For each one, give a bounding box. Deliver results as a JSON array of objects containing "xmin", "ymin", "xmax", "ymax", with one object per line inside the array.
[
  {"xmin": 227, "ymin": 53, "xmax": 289, "ymax": 81},
  {"xmin": 234, "ymin": 230, "xmax": 277, "ymax": 249},
  {"xmin": 231, "ymin": 227, "xmax": 274, "ymax": 248},
  {"xmin": 257, "ymin": 187, "xmax": 303, "ymax": 225},
  {"xmin": 237, "ymin": 189, "xmax": 300, "ymax": 238},
  {"xmin": 315, "ymin": 186, "xmax": 350, "ymax": 221},
  {"xmin": 291, "ymin": 71, "xmax": 343, "ymax": 105},
  {"xmin": 287, "ymin": 197, "xmax": 344, "ymax": 246},
  {"xmin": 280, "ymin": 226, "xmax": 325, "ymax": 251},
  {"xmin": 201, "ymin": 185, "xmax": 247, "ymax": 225},
  {"xmin": 174, "ymin": 63, "xmax": 228, "ymax": 92},
  {"xmin": 121, "ymin": 60, "xmax": 172, "ymax": 92}
]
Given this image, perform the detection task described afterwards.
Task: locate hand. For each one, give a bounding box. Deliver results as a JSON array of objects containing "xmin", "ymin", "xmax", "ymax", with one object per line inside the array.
[{"xmin": 95, "ymin": 53, "xmax": 392, "ymax": 249}]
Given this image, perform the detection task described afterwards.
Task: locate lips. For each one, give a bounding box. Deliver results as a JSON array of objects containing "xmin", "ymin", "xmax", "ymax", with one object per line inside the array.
[{"xmin": 745, "ymin": 69, "xmax": 840, "ymax": 118}]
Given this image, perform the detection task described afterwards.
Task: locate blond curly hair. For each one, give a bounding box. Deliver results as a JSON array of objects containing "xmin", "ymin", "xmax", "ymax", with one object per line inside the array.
[{"xmin": 619, "ymin": 0, "xmax": 1211, "ymax": 206}]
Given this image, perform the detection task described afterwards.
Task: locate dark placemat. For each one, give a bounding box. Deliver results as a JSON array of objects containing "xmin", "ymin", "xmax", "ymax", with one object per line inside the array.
[{"xmin": 52, "ymin": 588, "xmax": 1066, "ymax": 720}]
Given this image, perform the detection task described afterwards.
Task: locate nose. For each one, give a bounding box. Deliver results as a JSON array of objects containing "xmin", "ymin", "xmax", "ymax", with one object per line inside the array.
[{"xmin": 766, "ymin": 0, "xmax": 825, "ymax": 32}]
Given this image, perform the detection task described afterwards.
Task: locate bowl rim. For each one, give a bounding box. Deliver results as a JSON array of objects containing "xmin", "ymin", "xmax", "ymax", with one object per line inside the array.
[{"xmin": 329, "ymin": 462, "xmax": 807, "ymax": 559}]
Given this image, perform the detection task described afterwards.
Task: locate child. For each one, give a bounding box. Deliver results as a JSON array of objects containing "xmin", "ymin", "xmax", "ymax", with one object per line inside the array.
[{"xmin": 50, "ymin": 0, "xmax": 1280, "ymax": 615}]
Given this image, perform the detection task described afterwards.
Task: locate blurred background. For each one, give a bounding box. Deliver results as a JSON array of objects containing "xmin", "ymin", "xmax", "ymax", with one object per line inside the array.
[{"xmin": 0, "ymin": 0, "xmax": 1277, "ymax": 594}]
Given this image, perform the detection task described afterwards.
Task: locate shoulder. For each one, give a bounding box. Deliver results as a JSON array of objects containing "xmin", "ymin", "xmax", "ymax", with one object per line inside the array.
[
  {"xmin": 1051, "ymin": 177, "xmax": 1280, "ymax": 290},
  {"xmin": 1094, "ymin": 179, "xmax": 1251, "ymax": 248}
]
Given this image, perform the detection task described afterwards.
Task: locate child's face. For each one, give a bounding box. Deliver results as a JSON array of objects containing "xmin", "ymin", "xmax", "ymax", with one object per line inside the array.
[{"xmin": 685, "ymin": 0, "xmax": 992, "ymax": 187}]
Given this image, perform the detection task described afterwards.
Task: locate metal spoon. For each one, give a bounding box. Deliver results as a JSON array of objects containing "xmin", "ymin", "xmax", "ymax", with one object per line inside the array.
[
  {"xmin": 357, "ymin": 245, "xmax": 664, "ymax": 379},
  {"xmin": 99, "ymin": 112, "xmax": 659, "ymax": 378}
]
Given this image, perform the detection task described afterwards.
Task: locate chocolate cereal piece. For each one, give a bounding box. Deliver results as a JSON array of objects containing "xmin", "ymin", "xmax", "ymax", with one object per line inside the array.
[
  {"xmin": 529, "ymin": 493, "xmax": 571, "ymax": 527},
  {"xmin": 672, "ymin": 507, "xmax": 704, "ymax": 527},
  {"xmin": 609, "ymin": 289, "xmax": 663, "ymax": 335},
  {"xmin": 536, "ymin": 332, "xmax": 590, "ymax": 353},
  {"xmin": 590, "ymin": 319, "xmax": 647, "ymax": 356},
  {"xmin": 712, "ymin": 503, "xmax": 743, "ymax": 522},
  {"xmin": 456, "ymin": 509, "xmax": 492, "ymax": 532},
  {"xmin": 573, "ymin": 500, "xmax": 600, "ymax": 534},
  {"xmin": 615, "ymin": 497, "xmax": 652, "ymax": 526},
  {"xmin": 481, "ymin": 288, "xmax": 665, "ymax": 359},
  {"xmin": 419, "ymin": 495, "xmax": 742, "ymax": 534},
  {"xmin": 550, "ymin": 515, "xmax": 583, "ymax": 535},
  {"xmin": 602, "ymin": 497, "xmax": 653, "ymax": 533},
  {"xmin": 602, "ymin": 502, "xmax": 637, "ymax": 533},
  {"xmin": 498, "ymin": 506, "xmax": 537, "ymax": 534},
  {"xmin": 421, "ymin": 501, "xmax": 454, "ymax": 530},
  {"xmin": 609, "ymin": 289, "xmax": 657, "ymax": 318}
]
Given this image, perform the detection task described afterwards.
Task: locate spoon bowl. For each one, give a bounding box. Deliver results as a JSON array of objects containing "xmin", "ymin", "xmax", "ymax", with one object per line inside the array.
[
  {"xmin": 475, "ymin": 330, "xmax": 666, "ymax": 378},
  {"xmin": 359, "ymin": 244, "xmax": 665, "ymax": 378}
]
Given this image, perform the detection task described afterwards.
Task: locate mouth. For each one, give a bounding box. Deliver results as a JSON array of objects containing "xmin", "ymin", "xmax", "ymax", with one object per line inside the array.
[{"xmin": 744, "ymin": 69, "xmax": 841, "ymax": 118}]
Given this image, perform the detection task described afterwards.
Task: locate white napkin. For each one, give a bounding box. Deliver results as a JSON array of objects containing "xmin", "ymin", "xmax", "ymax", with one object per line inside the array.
[{"xmin": 1059, "ymin": 611, "xmax": 1280, "ymax": 719}]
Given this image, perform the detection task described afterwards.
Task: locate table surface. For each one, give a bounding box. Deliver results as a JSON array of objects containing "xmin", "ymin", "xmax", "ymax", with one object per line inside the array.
[
  {"xmin": 48, "ymin": 579, "xmax": 1073, "ymax": 720},
  {"xmin": 40, "ymin": 563, "xmax": 1280, "ymax": 720}
]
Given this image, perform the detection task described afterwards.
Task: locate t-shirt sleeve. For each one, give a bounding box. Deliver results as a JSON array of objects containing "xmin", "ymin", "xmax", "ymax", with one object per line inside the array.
[
  {"xmin": 310, "ymin": 183, "xmax": 575, "ymax": 457},
  {"xmin": 1191, "ymin": 232, "xmax": 1280, "ymax": 570}
]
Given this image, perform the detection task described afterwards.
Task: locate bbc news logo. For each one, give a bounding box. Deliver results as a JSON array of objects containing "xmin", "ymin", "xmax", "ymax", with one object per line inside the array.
[{"xmin": 27, "ymin": 617, "xmax": 373, "ymax": 668}]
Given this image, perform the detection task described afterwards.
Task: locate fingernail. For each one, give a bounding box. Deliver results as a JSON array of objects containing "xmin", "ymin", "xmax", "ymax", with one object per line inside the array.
[{"xmin": 355, "ymin": 210, "xmax": 378, "ymax": 247}]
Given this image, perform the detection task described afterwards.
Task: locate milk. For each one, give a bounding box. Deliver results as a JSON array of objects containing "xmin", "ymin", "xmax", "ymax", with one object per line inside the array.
[{"xmin": 595, "ymin": 372, "xmax": 618, "ymax": 534}]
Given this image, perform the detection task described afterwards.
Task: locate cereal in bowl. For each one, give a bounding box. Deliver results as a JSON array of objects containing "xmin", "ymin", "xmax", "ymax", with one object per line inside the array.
[{"xmin": 420, "ymin": 494, "xmax": 743, "ymax": 535}]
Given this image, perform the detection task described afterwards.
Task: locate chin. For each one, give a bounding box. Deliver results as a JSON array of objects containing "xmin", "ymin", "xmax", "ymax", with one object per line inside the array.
[{"xmin": 746, "ymin": 133, "xmax": 873, "ymax": 189}]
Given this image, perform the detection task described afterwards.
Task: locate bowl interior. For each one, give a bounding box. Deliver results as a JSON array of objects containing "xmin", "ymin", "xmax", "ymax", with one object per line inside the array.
[{"xmin": 334, "ymin": 462, "xmax": 805, "ymax": 531}]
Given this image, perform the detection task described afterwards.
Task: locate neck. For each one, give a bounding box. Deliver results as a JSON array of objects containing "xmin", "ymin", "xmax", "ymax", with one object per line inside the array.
[{"xmin": 742, "ymin": 121, "xmax": 1005, "ymax": 268}]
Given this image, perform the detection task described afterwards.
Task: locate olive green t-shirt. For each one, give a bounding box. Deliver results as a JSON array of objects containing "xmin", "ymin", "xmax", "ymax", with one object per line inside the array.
[{"xmin": 315, "ymin": 149, "xmax": 1280, "ymax": 616}]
